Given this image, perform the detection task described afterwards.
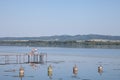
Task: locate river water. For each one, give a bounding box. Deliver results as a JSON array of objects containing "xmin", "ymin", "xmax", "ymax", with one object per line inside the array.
[{"xmin": 0, "ymin": 46, "xmax": 120, "ymax": 80}]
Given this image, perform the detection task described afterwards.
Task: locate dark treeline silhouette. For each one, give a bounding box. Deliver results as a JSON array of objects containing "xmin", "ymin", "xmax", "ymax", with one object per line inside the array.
[{"xmin": 0, "ymin": 40, "xmax": 120, "ymax": 49}]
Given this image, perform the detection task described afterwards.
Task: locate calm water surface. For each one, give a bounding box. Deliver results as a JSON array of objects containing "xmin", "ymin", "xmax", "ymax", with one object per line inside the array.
[{"xmin": 0, "ymin": 46, "xmax": 120, "ymax": 80}]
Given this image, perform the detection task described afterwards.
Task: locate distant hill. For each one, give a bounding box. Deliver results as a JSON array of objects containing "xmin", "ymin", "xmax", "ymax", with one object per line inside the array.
[
  {"xmin": 0, "ymin": 34, "xmax": 120, "ymax": 41},
  {"xmin": 0, "ymin": 34, "xmax": 120, "ymax": 48}
]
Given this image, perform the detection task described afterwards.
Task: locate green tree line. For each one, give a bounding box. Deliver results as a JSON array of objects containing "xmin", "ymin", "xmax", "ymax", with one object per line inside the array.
[{"xmin": 0, "ymin": 40, "xmax": 120, "ymax": 49}]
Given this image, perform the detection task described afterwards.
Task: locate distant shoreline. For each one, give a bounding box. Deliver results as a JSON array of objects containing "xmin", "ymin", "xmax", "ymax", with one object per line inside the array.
[{"xmin": 0, "ymin": 40, "xmax": 120, "ymax": 49}]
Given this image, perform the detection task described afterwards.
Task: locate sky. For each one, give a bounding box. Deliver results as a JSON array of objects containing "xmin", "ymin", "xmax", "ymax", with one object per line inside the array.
[{"xmin": 0, "ymin": 0, "xmax": 120, "ymax": 37}]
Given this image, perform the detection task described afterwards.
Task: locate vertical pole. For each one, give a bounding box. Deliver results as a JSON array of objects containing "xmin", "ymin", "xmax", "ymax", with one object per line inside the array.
[
  {"xmin": 5, "ymin": 56, "xmax": 6, "ymax": 64},
  {"xmin": 6, "ymin": 55, "xmax": 9, "ymax": 64},
  {"xmin": 37, "ymin": 54, "xmax": 38, "ymax": 63},
  {"xmin": 23, "ymin": 55, "xmax": 25, "ymax": 63},
  {"xmin": 33, "ymin": 54, "xmax": 35, "ymax": 62},
  {"xmin": 16, "ymin": 55, "xmax": 18, "ymax": 64},
  {"xmin": 28, "ymin": 55, "xmax": 30, "ymax": 63},
  {"xmin": 46, "ymin": 53, "xmax": 47, "ymax": 63},
  {"xmin": 40, "ymin": 54, "xmax": 44, "ymax": 63},
  {"xmin": 19, "ymin": 55, "xmax": 21, "ymax": 64},
  {"xmin": 39, "ymin": 55, "xmax": 41, "ymax": 63}
]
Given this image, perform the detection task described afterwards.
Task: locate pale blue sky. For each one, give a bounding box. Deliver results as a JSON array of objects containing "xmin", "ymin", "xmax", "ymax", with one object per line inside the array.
[{"xmin": 0, "ymin": 0, "xmax": 120, "ymax": 37}]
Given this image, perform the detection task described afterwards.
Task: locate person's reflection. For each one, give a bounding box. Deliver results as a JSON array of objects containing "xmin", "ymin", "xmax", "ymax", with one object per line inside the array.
[
  {"xmin": 48, "ymin": 65, "xmax": 52, "ymax": 79},
  {"xmin": 29, "ymin": 63, "xmax": 37, "ymax": 69},
  {"xmin": 73, "ymin": 64, "xmax": 78, "ymax": 77},
  {"xmin": 98, "ymin": 65, "xmax": 103, "ymax": 75},
  {"xmin": 19, "ymin": 66, "xmax": 24, "ymax": 80}
]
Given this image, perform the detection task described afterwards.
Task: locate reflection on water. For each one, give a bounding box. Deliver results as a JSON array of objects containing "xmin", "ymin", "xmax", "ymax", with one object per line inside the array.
[
  {"xmin": 73, "ymin": 64, "xmax": 78, "ymax": 76},
  {"xmin": 0, "ymin": 47, "xmax": 120, "ymax": 80},
  {"xmin": 48, "ymin": 65, "xmax": 53, "ymax": 79},
  {"xmin": 1, "ymin": 59, "xmax": 120, "ymax": 80},
  {"xmin": 19, "ymin": 66, "xmax": 24, "ymax": 80},
  {"xmin": 29, "ymin": 63, "xmax": 38, "ymax": 69},
  {"xmin": 98, "ymin": 65, "xmax": 103, "ymax": 75}
]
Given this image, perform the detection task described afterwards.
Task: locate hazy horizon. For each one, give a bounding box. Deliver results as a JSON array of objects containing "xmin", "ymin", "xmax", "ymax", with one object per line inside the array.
[
  {"xmin": 0, "ymin": 0, "xmax": 120, "ymax": 37},
  {"xmin": 0, "ymin": 34, "xmax": 120, "ymax": 38}
]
